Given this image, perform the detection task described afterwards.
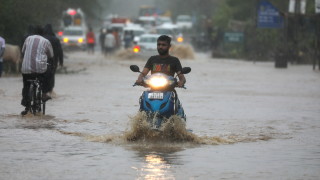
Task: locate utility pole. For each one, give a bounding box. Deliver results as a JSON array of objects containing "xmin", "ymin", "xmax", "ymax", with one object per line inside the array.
[{"xmin": 315, "ymin": 0, "xmax": 320, "ymax": 70}]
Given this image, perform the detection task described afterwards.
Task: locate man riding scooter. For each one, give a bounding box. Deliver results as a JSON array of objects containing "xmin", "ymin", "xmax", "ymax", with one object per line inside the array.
[
  {"xmin": 135, "ymin": 35, "xmax": 186, "ymax": 88},
  {"xmin": 133, "ymin": 35, "xmax": 190, "ymax": 129}
]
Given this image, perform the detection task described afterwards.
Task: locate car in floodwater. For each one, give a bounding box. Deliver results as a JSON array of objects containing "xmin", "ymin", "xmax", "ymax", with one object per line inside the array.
[
  {"xmin": 123, "ymin": 24, "xmax": 146, "ymax": 44},
  {"xmin": 176, "ymin": 15, "xmax": 193, "ymax": 30},
  {"xmin": 155, "ymin": 23, "xmax": 184, "ymax": 43},
  {"xmin": 61, "ymin": 26, "xmax": 87, "ymax": 50},
  {"xmin": 132, "ymin": 34, "xmax": 160, "ymax": 58},
  {"xmin": 156, "ymin": 16, "xmax": 173, "ymax": 26}
]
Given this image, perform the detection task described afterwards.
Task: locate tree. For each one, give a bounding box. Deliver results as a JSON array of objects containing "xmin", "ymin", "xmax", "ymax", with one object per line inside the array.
[{"xmin": 0, "ymin": 0, "xmax": 107, "ymax": 45}]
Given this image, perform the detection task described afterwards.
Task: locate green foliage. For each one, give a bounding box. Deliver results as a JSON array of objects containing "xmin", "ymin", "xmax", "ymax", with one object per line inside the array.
[
  {"xmin": 211, "ymin": 0, "xmax": 317, "ymax": 62},
  {"xmin": 212, "ymin": 2, "xmax": 232, "ymax": 29},
  {"xmin": 0, "ymin": 0, "xmax": 105, "ymax": 45}
]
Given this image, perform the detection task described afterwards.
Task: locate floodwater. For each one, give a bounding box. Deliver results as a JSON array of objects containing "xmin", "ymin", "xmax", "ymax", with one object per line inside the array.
[{"xmin": 1, "ymin": 51, "xmax": 320, "ymax": 180}]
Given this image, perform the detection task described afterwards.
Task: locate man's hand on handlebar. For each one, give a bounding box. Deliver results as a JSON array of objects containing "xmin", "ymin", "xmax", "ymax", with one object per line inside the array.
[
  {"xmin": 177, "ymin": 81, "xmax": 185, "ymax": 88},
  {"xmin": 135, "ymin": 78, "xmax": 143, "ymax": 85}
]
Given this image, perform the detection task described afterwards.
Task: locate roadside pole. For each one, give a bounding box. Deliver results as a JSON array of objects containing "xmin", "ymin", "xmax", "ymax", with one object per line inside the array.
[
  {"xmin": 318, "ymin": 14, "xmax": 320, "ymax": 70},
  {"xmin": 315, "ymin": 0, "xmax": 320, "ymax": 70},
  {"xmin": 317, "ymin": 14, "xmax": 320, "ymax": 70},
  {"xmin": 256, "ymin": 0, "xmax": 286, "ymax": 68},
  {"xmin": 314, "ymin": 14, "xmax": 318, "ymax": 70}
]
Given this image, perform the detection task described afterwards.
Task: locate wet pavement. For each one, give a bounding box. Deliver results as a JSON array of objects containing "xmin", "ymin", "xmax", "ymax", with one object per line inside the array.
[{"xmin": 0, "ymin": 51, "xmax": 320, "ymax": 179}]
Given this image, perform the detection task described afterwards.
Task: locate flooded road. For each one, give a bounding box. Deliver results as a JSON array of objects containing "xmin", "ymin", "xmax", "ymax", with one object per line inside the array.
[{"xmin": 1, "ymin": 51, "xmax": 320, "ymax": 179}]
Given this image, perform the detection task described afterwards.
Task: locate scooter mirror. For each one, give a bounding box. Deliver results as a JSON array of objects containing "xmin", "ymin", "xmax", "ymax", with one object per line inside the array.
[
  {"xmin": 130, "ymin": 65, "xmax": 140, "ymax": 72},
  {"xmin": 181, "ymin": 67, "xmax": 191, "ymax": 74}
]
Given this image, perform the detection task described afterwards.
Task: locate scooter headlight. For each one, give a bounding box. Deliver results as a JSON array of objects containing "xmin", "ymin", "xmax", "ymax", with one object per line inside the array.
[{"xmin": 147, "ymin": 76, "xmax": 168, "ymax": 88}]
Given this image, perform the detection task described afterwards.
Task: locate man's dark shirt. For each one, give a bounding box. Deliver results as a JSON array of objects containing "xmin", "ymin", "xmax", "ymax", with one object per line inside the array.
[
  {"xmin": 43, "ymin": 24, "xmax": 64, "ymax": 70},
  {"xmin": 145, "ymin": 55, "xmax": 182, "ymax": 76}
]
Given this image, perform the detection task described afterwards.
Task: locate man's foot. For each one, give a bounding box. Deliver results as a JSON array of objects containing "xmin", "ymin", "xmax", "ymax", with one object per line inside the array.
[
  {"xmin": 42, "ymin": 93, "xmax": 52, "ymax": 102},
  {"xmin": 21, "ymin": 108, "xmax": 29, "ymax": 115}
]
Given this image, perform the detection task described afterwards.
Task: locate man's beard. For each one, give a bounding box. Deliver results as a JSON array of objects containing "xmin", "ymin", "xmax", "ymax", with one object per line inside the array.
[{"xmin": 158, "ymin": 48, "xmax": 169, "ymax": 55}]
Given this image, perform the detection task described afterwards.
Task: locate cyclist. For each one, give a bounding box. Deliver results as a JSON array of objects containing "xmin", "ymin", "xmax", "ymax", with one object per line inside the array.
[{"xmin": 20, "ymin": 26, "xmax": 54, "ymax": 115}]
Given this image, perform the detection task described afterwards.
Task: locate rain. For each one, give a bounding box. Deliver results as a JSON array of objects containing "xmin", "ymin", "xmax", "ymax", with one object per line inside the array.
[{"xmin": 1, "ymin": 0, "xmax": 320, "ymax": 179}]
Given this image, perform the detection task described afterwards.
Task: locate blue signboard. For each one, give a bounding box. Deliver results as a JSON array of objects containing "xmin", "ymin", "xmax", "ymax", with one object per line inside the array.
[{"xmin": 257, "ymin": 0, "xmax": 284, "ymax": 28}]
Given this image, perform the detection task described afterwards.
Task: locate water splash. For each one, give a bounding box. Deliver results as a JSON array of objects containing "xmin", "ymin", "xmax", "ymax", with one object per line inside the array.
[
  {"xmin": 57, "ymin": 112, "xmax": 275, "ymax": 146},
  {"xmin": 122, "ymin": 112, "xmax": 233, "ymax": 145},
  {"xmin": 170, "ymin": 44, "xmax": 195, "ymax": 59}
]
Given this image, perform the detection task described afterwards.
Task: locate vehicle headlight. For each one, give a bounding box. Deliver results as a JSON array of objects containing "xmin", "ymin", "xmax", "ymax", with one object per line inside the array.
[
  {"xmin": 177, "ymin": 37, "xmax": 184, "ymax": 42},
  {"xmin": 147, "ymin": 76, "xmax": 168, "ymax": 88},
  {"xmin": 133, "ymin": 45, "xmax": 140, "ymax": 53},
  {"xmin": 63, "ymin": 38, "xmax": 69, "ymax": 43},
  {"xmin": 78, "ymin": 38, "xmax": 83, "ymax": 43}
]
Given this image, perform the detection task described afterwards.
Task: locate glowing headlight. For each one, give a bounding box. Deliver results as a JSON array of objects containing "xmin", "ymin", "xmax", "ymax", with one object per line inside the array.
[
  {"xmin": 177, "ymin": 37, "xmax": 184, "ymax": 42},
  {"xmin": 148, "ymin": 77, "xmax": 168, "ymax": 88},
  {"xmin": 78, "ymin": 38, "xmax": 83, "ymax": 43},
  {"xmin": 133, "ymin": 45, "xmax": 140, "ymax": 53},
  {"xmin": 63, "ymin": 38, "xmax": 69, "ymax": 43}
]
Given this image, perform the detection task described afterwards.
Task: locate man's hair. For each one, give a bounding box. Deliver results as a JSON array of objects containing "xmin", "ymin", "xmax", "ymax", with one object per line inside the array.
[
  {"xmin": 157, "ymin": 35, "xmax": 171, "ymax": 45},
  {"xmin": 34, "ymin": 25, "xmax": 43, "ymax": 35}
]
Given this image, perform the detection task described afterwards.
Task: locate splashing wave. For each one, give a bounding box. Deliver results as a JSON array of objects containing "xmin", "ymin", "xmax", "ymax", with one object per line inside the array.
[{"xmin": 58, "ymin": 112, "xmax": 275, "ymax": 146}]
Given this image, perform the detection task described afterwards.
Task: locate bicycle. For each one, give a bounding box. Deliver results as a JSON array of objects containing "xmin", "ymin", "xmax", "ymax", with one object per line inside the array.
[{"xmin": 26, "ymin": 76, "xmax": 46, "ymax": 115}]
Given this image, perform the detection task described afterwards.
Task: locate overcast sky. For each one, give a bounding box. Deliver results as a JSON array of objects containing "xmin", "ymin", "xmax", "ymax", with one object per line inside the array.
[{"xmin": 101, "ymin": 0, "xmax": 156, "ymax": 18}]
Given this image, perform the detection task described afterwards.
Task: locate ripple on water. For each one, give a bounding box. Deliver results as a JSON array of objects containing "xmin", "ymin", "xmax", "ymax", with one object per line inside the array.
[
  {"xmin": 2, "ymin": 112, "xmax": 276, "ymax": 146},
  {"xmin": 1, "ymin": 113, "xmax": 56, "ymax": 129},
  {"xmin": 58, "ymin": 112, "xmax": 277, "ymax": 146},
  {"xmin": 82, "ymin": 112, "xmax": 234, "ymax": 146},
  {"xmin": 59, "ymin": 112, "xmax": 278, "ymax": 146}
]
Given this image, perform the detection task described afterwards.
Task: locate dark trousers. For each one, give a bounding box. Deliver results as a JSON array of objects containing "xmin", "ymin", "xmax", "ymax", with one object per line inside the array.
[
  {"xmin": 0, "ymin": 61, "xmax": 2, "ymax": 77},
  {"xmin": 47, "ymin": 69, "xmax": 55, "ymax": 92},
  {"xmin": 21, "ymin": 73, "xmax": 50, "ymax": 107}
]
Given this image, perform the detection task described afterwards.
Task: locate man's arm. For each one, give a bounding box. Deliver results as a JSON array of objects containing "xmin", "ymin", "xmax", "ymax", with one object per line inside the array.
[
  {"xmin": 136, "ymin": 68, "xmax": 150, "ymax": 84},
  {"xmin": 177, "ymin": 73, "xmax": 186, "ymax": 87},
  {"xmin": 46, "ymin": 42, "xmax": 54, "ymax": 59},
  {"xmin": 22, "ymin": 40, "xmax": 27, "ymax": 57},
  {"xmin": 56, "ymin": 40, "xmax": 63, "ymax": 67}
]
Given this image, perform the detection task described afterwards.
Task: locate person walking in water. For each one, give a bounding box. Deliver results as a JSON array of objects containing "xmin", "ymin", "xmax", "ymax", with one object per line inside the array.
[
  {"xmin": 104, "ymin": 29, "xmax": 116, "ymax": 57},
  {"xmin": 43, "ymin": 24, "xmax": 64, "ymax": 93},
  {"xmin": 86, "ymin": 27, "xmax": 95, "ymax": 54},
  {"xmin": 99, "ymin": 28, "xmax": 106, "ymax": 55},
  {"xmin": 0, "ymin": 36, "xmax": 5, "ymax": 77}
]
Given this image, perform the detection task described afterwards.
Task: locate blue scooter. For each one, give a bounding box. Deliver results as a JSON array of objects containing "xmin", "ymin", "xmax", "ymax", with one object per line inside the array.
[{"xmin": 130, "ymin": 65, "xmax": 191, "ymax": 130}]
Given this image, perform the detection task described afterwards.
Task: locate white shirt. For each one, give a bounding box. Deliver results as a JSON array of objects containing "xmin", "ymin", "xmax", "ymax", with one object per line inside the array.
[
  {"xmin": 105, "ymin": 33, "xmax": 116, "ymax": 48},
  {"xmin": 21, "ymin": 35, "xmax": 53, "ymax": 74},
  {"xmin": 0, "ymin": 36, "xmax": 5, "ymax": 48},
  {"xmin": 0, "ymin": 36, "xmax": 5, "ymax": 62}
]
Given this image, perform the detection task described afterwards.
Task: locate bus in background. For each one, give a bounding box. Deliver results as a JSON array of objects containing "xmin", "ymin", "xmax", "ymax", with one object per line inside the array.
[
  {"xmin": 58, "ymin": 8, "xmax": 88, "ymax": 50},
  {"xmin": 61, "ymin": 8, "xmax": 86, "ymax": 28},
  {"xmin": 58, "ymin": 8, "xmax": 87, "ymax": 37}
]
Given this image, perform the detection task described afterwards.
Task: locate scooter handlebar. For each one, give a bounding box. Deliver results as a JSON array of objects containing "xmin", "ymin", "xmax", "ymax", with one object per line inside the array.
[
  {"xmin": 133, "ymin": 82, "xmax": 147, "ymax": 87},
  {"xmin": 176, "ymin": 85, "xmax": 187, "ymax": 89},
  {"xmin": 133, "ymin": 82, "xmax": 186, "ymax": 89}
]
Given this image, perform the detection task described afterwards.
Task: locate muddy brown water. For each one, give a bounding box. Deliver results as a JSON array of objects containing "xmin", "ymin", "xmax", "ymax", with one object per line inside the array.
[{"xmin": 1, "ymin": 51, "xmax": 320, "ymax": 179}]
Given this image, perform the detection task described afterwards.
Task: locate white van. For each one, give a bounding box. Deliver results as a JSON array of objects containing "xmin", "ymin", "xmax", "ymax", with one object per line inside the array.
[
  {"xmin": 176, "ymin": 15, "xmax": 193, "ymax": 29},
  {"xmin": 61, "ymin": 26, "xmax": 87, "ymax": 50},
  {"xmin": 123, "ymin": 24, "xmax": 146, "ymax": 43}
]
